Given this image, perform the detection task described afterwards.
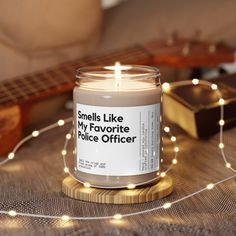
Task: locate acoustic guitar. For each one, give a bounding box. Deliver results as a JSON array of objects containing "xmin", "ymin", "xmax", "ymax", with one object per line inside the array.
[{"xmin": 0, "ymin": 38, "xmax": 234, "ymax": 155}]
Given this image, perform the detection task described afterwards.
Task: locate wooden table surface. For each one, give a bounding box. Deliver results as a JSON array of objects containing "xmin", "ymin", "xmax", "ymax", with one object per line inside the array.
[{"xmin": 0, "ymin": 108, "xmax": 235, "ymax": 236}]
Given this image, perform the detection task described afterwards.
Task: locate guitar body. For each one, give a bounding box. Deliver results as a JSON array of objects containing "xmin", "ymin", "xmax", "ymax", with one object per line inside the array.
[
  {"xmin": 0, "ymin": 105, "xmax": 22, "ymax": 155},
  {"xmin": 0, "ymin": 94, "xmax": 70, "ymax": 156}
]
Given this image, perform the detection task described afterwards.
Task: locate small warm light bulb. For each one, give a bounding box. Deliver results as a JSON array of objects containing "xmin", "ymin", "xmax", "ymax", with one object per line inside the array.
[
  {"xmin": 172, "ymin": 159, "xmax": 177, "ymax": 164},
  {"xmin": 164, "ymin": 126, "xmax": 170, "ymax": 133},
  {"xmin": 209, "ymin": 44, "xmax": 216, "ymax": 53},
  {"xmin": 219, "ymin": 120, "xmax": 225, "ymax": 126},
  {"xmin": 218, "ymin": 143, "xmax": 224, "ymax": 149},
  {"xmin": 8, "ymin": 210, "xmax": 17, "ymax": 216},
  {"xmin": 66, "ymin": 134, "xmax": 72, "ymax": 140},
  {"xmin": 61, "ymin": 150, "xmax": 67, "ymax": 155},
  {"xmin": 113, "ymin": 214, "xmax": 122, "ymax": 220},
  {"xmin": 170, "ymin": 136, "xmax": 176, "ymax": 142},
  {"xmin": 206, "ymin": 183, "xmax": 214, "ymax": 190},
  {"xmin": 211, "ymin": 84, "xmax": 218, "ymax": 90},
  {"xmin": 160, "ymin": 172, "xmax": 166, "ymax": 178},
  {"xmin": 73, "ymin": 149, "xmax": 76, "ymax": 155},
  {"xmin": 226, "ymin": 163, "xmax": 231, "ymax": 168},
  {"xmin": 8, "ymin": 152, "xmax": 15, "ymax": 160},
  {"xmin": 192, "ymin": 78, "xmax": 199, "ymax": 85},
  {"xmin": 127, "ymin": 184, "xmax": 136, "ymax": 189},
  {"xmin": 174, "ymin": 147, "xmax": 179, "ymax": 152},
  {"xmin": 32, "ymin": 130, "xmax": 39, "ymax": 137},
  {"xmin": 83, "ymin": 182, "xmax": 91, "ymax": 188},
  {"xmin": 219, "ymin": 98, "xmax": 225, "ymax": 105},
  {"xmin": 162, "ymin": 82, "xmax": 170, "ymax": 92},
  {"xmin": 61, "ymin": 215, "xmax": 70, "ymax": 221},
  {"xmin": 163, "ymin": 202, "xmax": 172, "ymax": 209},
  {"xmin": 156, "ymin": 172, "xmax": 160, "ymax": 176},
  {"xmin": 182, "ymin": 44, "xmax": 190, "ymax": 55},
  {"xmin": 64, "ymin": 167, "xmax": 69, "ymax": 173},
  {"xmin": 58, "ymin": 120, "xmax": 65, "ymax": 126},
  {"xmin": 166, "ymin": 37, "xmax": 174, "ymax": 46}
]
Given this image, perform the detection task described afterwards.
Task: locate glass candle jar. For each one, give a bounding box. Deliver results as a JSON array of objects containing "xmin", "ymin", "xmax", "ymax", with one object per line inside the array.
[{"xmin": 73, "ymin": 64, "xmax": 162, "ymax": 188}]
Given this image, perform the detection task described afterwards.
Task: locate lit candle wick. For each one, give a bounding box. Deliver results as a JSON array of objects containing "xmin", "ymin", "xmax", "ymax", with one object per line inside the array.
[
  {"xmin": 115, "ymin": 62, "xmax": 121, "ymax": 89},
  {"xmin": 115, "ymin": 62, "xmax": 121, "ymax": 81}
]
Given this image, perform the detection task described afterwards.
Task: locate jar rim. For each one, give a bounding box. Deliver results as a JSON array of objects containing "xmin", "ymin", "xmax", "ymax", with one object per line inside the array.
[{"xmin": 76, "ymin": 65, "xmax": 160, "ymax": 80}]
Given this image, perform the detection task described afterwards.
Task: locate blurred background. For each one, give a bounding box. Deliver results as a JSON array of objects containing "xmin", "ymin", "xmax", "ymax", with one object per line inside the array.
[
  {"xmin": 1, "ymin": 0, "xmax": 236, "ymax": 81},
  {"xmin": 0, "ymin": 2, "xmax": 236, "ymax": 235},
  {"xmin": 1, "ymin": 0, "xmax": 236, "ymax": 152}
]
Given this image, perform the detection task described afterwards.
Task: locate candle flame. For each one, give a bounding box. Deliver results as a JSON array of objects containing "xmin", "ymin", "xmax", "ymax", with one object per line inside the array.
[
  {"xmin": 115, "ymin": 62, "xmax": 121, "ymax": 81},
  {"xmin": 104, "ymin": 62, "xmax": 132, "ymax": 90},
  {"xmin": 104, "ymin": 63, "xmax": 131, "ymax": 74}
]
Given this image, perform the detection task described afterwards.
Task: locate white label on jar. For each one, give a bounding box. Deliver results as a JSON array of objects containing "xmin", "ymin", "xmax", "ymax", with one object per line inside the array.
[{"xmin": 76, "ymin": 103, "xmax": 160, "ymax": 176}]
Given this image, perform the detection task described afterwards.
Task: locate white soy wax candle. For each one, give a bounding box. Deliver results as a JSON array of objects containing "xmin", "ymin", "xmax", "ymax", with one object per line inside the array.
[{"xmin": 73, "ymin": 63, "xmax": 162, "ymax": 188}]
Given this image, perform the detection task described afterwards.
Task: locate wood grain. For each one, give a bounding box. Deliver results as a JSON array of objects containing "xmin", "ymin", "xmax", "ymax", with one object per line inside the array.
[{"xmin": 62, "ymin": 175, "xmax": 173, "ymax": 204}]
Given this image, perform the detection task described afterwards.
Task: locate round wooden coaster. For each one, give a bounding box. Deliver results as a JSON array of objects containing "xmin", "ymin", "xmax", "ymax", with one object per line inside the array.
[{"xmin": 62, "ymin": 176, "xmax": 173, "ymax": 204}]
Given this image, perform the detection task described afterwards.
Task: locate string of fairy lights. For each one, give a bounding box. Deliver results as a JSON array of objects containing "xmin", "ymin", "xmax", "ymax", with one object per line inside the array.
[{"xmin": 0, "ymin": 79, "xmax": 235, "ymax": 222}]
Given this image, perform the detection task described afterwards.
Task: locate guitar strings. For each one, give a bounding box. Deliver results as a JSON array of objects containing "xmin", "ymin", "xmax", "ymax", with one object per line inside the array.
[{"xmin": 0, "ymin": 40, "xmax": 223, "ymax": 105}]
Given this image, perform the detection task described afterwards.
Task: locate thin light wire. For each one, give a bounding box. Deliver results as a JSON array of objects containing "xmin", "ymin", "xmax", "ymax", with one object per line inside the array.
[
  {"xmin": 0, "ymin": 80, "xmax": 235, "ymax": 221},
  {"xmin": 169, "ymin": 80, "xmax": 235, "ymax": 173},
  {"xmin": 62, "ymin": 128, "xmax": 177, "ymax": 189},
  {"xmin": 0, "ymin": 117, "xmax": 73, "ymax": 165}
]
